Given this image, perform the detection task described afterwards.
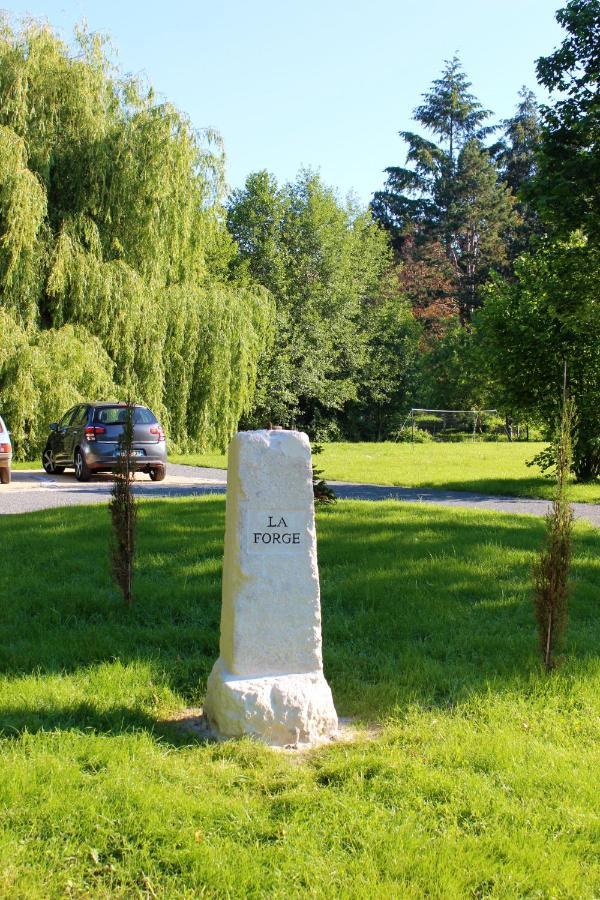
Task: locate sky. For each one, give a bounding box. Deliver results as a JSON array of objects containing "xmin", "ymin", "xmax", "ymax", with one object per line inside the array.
[{"xmin": 3, "ymin": 0, "xmax": 565, "ymax": 205}]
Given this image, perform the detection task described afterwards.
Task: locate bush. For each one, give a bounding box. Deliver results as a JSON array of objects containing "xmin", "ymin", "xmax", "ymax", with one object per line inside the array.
[
  {"xmin": 532, "ymin": 398, "xmax": 574, "ymax": 670},
  {"xmin": 392, "ymin": 425, "xmax": 434, "ymax": 443}
]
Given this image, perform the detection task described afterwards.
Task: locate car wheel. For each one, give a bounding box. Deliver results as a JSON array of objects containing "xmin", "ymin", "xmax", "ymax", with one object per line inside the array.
[
  {"xmin": 74, "ymin": 449, "xmax": 91, "ymax": 482},
  {"xmin": 0, "ymin": 466, "xmax": 10, "ymax": 485},
  {"xmin": 149, "ymin": 466, "xmax": 166, "ymax": 482},
  {"xmin": 43, "ymin": 447, "xmax": 65, "ymax": 475}
]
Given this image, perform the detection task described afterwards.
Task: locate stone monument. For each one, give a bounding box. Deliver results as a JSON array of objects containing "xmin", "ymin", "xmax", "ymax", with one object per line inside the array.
[{"xmin": 204, "ymin": 428, "xmax": 338, "ymax": 745}]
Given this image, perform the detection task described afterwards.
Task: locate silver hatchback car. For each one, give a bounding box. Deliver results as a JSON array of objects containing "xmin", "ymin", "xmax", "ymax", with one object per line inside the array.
[
  {"xmin": 42, "ymin": 402, "xmax": 167, "ymax": 482},
  {"xmin": 0, "ymin": 415, "xmax": 12, "ymax": 484}
]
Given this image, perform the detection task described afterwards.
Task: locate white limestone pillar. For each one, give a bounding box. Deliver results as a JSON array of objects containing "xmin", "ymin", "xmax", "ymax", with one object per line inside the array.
[{"xmin": 204, "ymin": 429, "xmax": 338, "ymax": 745}]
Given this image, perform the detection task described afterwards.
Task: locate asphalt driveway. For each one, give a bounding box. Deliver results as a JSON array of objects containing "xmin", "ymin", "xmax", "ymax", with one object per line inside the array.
[
  {"xmin": 0, "ymin": 464, "xmax": 227, "ymax": 515},
  {"xmin": 1, "ymin": 463, "xmax": 600, "ymax": 527}
]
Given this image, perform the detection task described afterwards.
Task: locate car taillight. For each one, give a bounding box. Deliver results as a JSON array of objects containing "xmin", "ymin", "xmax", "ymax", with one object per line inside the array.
[
  {"xmin": 84, "ymin": 426, "xmax": 106, "ymax": 441},
  {"xmin": 149, "ymin": 425, "xmax": 165, "ymax": 441},
  {"xmin": 0, "ymin": 443, "xmax": 10, "ymax": 453}
]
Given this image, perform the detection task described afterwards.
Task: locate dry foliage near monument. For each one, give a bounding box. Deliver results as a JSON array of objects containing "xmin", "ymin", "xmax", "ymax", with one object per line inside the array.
[
  {"xmin": 108, "ymin": 402, "xmax": 137, "ymax": 605},
  {"xmin": 532, "ymin": 397, "xmax": 575, "ymax": 670}
]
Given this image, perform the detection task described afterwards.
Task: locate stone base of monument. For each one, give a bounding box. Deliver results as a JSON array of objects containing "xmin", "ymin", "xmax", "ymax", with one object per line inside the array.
[
  {"xmin": 205, "ymin": 428, "xmax": 339, "ymax": 747},
  {"xmin": 205, "ymin": 658, "xmax": 338, "ymax": 746}
]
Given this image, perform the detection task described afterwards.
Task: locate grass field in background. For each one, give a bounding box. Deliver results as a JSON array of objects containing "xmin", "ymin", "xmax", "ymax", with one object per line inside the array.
[
  {"xmin": 1, "ymin": 497, "xmax": 600, "ymax": 896},
  {"xmin": 8, "ymin": 460, "xmax": 37, "ymax": 470},
  {"xmin": 172, "ymin": 441, "xmax": 600, "ymax": 503}
]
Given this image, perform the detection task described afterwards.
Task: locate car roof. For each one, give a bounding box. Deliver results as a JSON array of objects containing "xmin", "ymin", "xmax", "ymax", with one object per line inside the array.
[
  {"xmin": 0, "ymin": 416, "xmax": 6, "ymax": 433},
  {"xmin": 88, "ymin": 402, "xmax": 148, "ymax": 408}
]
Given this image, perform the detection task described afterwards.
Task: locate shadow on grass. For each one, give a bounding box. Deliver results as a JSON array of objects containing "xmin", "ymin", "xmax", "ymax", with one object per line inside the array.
[
  {"xmin": 411, "ymin": 476, "xmax": 600, "ymax": 503},
  {"xmin": 1, "ymin": 498, "xmax": 599, "ymax": 731},
  {"xmin": 395, "ymin": 476, "xmax": 558, "ymax": 499},
  {"xmin": 0, "ymin": 701, "xmax": 214, "ymax": 748}
]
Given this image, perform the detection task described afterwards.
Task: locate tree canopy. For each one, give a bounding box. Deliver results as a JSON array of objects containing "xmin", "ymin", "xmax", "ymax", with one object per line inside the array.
[
  {"xmin": 0, "ymin": 19, "xmax": 273, "ymax": 457},
  {"xmin": 1, "ymin": 4, "xmax": 598, "ymax": 477},
  {"xmin": 533, "ymin": 0, "xmax": 600, "ymax": 245},
  {"xmin": 228, "ymin": 169, "xmax": 394, "ymax": 435},
  {"xmin": 476, "ymin": 237, "xmax": 600, "ymax": 479}
]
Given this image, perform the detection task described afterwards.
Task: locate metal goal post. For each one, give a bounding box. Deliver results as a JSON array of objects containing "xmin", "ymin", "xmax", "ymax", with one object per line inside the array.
[{"xmin": 405, "ymin": 408, "xmax": 498, "ymax": 441}]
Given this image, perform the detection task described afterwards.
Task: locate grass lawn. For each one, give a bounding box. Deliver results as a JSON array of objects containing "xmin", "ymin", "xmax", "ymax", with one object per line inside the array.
[
  {"xmin": 9, "ymin": 460, "xmax": 37, "ymax": 471},
  {"xmin": 1, "ymin": 497, "xmax": 600, "ymax": 896},
  {"xmin": 172, "ymin": 441, "xmax": 600, "ymax": 503}
]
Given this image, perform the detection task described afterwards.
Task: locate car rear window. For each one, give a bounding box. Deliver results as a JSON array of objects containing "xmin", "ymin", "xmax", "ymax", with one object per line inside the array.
[{"xmin": 94, "ymin": 406, "xmax": 157, "ymax": 425}]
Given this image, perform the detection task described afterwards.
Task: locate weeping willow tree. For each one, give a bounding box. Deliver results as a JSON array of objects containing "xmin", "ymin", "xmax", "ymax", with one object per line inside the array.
[{"xmin": 0, "ymin": 18, "xmax": 273, "ymax": 458}]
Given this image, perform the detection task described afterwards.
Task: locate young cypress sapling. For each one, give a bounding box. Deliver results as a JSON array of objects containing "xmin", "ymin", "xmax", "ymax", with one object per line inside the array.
[
  {"xmin": 532, "ymin": 389, "xmax": 574, "ymax": 670},
  {"xmin": 109, "ymin": 400, "xmax": 137, "ymax": 605}
]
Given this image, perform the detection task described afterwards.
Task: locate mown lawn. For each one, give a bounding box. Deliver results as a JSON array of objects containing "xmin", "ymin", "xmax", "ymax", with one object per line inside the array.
[
  {"xmin": 172, "ymin": 440, "xmax": 600, "ymax": 503},
  {"xmin": 1, "ymin": 497, "xmax": 600, "ymax": 896}
]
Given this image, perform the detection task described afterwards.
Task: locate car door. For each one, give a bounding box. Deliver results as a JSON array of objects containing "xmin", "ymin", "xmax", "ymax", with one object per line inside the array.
[
  {"xmin": 53, "ymin": 408, "xmax": 77, "ymax": 463},
  {"xmin": 63, "ymin": 405, "xmax": 89, "ymax": 462}
]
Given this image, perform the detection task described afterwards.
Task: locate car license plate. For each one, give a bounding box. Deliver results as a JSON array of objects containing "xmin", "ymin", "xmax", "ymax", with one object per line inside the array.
[{"xmin": 114, "ymin": 449, "xmax": 144, "ymax": 457}]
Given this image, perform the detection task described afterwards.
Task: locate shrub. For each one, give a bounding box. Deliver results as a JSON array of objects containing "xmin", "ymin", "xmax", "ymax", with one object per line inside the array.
[
  {"xmin": 109, "ymin": 401, "xmax": 137, "ymax": 605},
  {"xmin": 392, "ymin": 425, "xmax": 433, "ymax": 443},
  {"xmin": 532, "ymin": 397, "xmax": 574, "ymax": 670}
]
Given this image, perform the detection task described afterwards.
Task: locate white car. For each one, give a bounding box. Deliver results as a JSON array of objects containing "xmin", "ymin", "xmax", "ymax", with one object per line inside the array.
[{"xmin": 0, "ymin": 415, "xmax": 12, "ymax": 484}]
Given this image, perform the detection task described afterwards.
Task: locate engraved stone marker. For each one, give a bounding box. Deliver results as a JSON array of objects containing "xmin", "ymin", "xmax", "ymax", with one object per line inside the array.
[{"xmin": 204, "ymin": 429, "xmax": 338, "ymax": 745}]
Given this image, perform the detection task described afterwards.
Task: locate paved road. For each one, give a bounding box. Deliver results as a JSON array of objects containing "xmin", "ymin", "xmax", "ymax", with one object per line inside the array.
[
  {"xmin": 0, "ymin": 464, "xmax": 227, "ymax": 515},
  {"xmin": 1, "ymin": 464, "xmax": 599, "ymax": 527}
]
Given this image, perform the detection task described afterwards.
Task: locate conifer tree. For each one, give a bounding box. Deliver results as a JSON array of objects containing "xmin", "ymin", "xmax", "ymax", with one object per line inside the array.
[
  {"xmin": 372, "ymin": 56, "xmax": 493, "ymax": 241},
  {"xmin": 496, "ymin": 89, "xmax": 541, "ymax": 197},
  {"xmin": 493, "ymin": 88, "xmax": 542, "ymax": 257},
  {"xmin": 372, "ymin": 57, "xmax": 516, "ymax": 321}
]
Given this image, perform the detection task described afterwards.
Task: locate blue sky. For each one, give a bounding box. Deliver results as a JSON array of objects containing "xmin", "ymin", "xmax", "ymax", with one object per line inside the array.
[{"xmin": 4, "ymin": 0, "xmax": 565, "ymax": 204}]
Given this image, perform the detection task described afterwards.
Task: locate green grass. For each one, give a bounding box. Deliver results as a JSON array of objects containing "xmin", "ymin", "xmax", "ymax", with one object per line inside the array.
[
  {"xmin": 172, "ymin": 441, "xmax": 600, "ymax": 503},
  {"xmin": 1, "ymin": 497, "xmax": 600, "ymax": 896},
  {"xmin": 171, "ymin": 450, "xmax": 229, "ymax": 470},
  {"xmin": 8, "ymin": 460, "xmax": 37, "ymax": 470}
]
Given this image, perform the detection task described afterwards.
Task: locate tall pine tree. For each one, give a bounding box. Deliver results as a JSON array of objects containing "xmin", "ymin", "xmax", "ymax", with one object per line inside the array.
[
  {"xmin": 494, "ymin": 88, "xmax": 542, "ymax": 257},
  {"xmin": 372, "ymin": 56, "xmax": 515, "ymax": 321}
]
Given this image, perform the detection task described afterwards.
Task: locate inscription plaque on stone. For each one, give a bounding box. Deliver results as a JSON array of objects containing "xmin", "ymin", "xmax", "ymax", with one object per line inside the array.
[
  {"xmin": 204, "ymin": 428, "xmax": 338, "ymax": 746},
  {"xmin": 245, "ymin": 510, "xmax": 306, "ymax": 553}
]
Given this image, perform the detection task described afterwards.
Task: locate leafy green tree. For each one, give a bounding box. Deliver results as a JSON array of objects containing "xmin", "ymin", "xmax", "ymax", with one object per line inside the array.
[
  {"xmin": 0, "ymin": 20, "xmax": 273, "ymax": 457},
  {"xmin": 476, "ymin": 237, "xmax": 600, "ymax": 480},
  {"xmin": 533, "ymin": 0, "xmax": 600, "ymax": 246},
  {"xmin": 0, "ymin": 309, "xmax": 116, "ymax": 458},
  {"xmin": 346, "ymin": 286, "xmax": 422, "ymax": 440},
  {"xmin": 228, "ymin": 170, "xmax": 391, "ymax": 435},
  {"xmin": 418, "ymin": 319, "xmax": 491, "ymax": 413}
]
